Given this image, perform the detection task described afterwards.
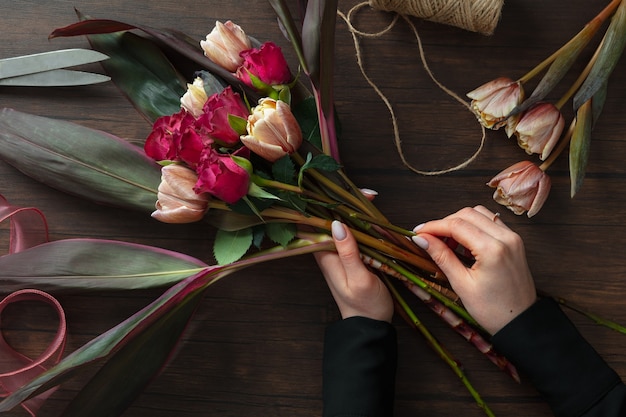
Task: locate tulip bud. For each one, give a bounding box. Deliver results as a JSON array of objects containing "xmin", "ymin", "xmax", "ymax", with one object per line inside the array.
[
  {"xmin": 467, "ymin": 77, "xmax": 524, "ymax": 131},
  {"xmin": 514, "ymin": 103, "xmax": 564, "ymax": 161},
  {"xmin": 180, "ymin": 77, "xmax": 208, "ymax": 118},
  {"xmin": 152, "ymin": 164, "xmax": 210, "ymax": 223},
  {"xmin": 200, "ymin": 20, "xmax": 252, "ymax": 72},
  {"xmin": 240, "ymin": 98, "xmax": 303, "ymax": 162},
  {"xmin": 487, "ymin": 160, "xmax": 551, "ymax": 217}
]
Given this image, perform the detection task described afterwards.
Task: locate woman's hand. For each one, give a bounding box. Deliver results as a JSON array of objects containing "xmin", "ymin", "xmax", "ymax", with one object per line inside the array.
[
  {"xmin": 412, "ymin": 206, "xmax": 537, "ymax": 334},
  {"xmin": 314, "ymin": 220, "xmax": 394, "ymax": 323}
]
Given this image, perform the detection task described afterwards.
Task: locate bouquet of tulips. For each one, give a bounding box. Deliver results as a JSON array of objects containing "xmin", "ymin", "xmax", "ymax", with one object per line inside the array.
[
  {"xmin": 469, "ymin": 0, "xmax": 626, "ymax": 217},
  {"xmin": 0, "ymin": 2, "xmax": 624, "ymax": 417}
]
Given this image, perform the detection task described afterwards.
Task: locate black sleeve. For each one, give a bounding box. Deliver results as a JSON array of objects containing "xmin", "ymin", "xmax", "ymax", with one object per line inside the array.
[
  {"xmin": 492, "ymin": 297, "xmax": 626, "ymax": 417},
  {"xmin": 323, "ymin": 316, "xmax": 397, "ymax": 417}
]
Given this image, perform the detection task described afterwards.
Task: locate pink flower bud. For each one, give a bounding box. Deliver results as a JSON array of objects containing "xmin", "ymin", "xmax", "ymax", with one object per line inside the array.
[
  {"xmin": 236, "ymin": 42, "xmax": 291, "ymax": 87},
  {"xmin": 487, "ymin": 160, "xmax": 551, "ymax": 217},
  {"xmin": 194, "ymin": 147, "xmax": 250, "ymax": 204},
  {"xmin": 513, "ymin": 103, "xmax": 564, "ymax": 161},
  {"xmin": 152, "ymin": 164, "xmax": 210, "ymax": 223},
  {"xmin": 200, "ymin": 20, "xmax": 252, "ymax": 72},
  {"xmin": 467, "ymin": 77, "xmax": 524, "ymax": 131},
  {"xmin": 240, "ymin": 98, "xmax": 302, "ymax": 162},
  {"xmin": 195, "ymin": 86, "xmax": 250, "ymax": 147}
]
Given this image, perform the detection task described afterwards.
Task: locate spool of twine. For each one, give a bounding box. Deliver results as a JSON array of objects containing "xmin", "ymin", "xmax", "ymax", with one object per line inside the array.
[{"xmin": 369, "ymin": 0, "xmax": 504, "ymax": 35}]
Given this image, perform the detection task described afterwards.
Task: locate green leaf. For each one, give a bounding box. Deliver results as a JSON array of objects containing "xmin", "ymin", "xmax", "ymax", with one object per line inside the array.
[
  {"xmin": 304, "ymin": 153, "xmax": 342, "ymax": 172},
  {"xmin": 573, "ymin": 1, "xmax": 626, "ymax": 110},
  {"xmin": 213, "ymin": 228, "xmax": 254, "ymax": 264},
  {"xmin": 84, "ymin": 29, "xmax": 186, "ymax": 122},
  {"xmin": 248, "ymin": 182, "xmax": 281, "ymax": 200},
  {"xmin": 265, "ymin": 222, "xmax": 297, "ymax": 247},
  {"xmin": 228, "ymin": 114, "xmax": 248, "ymax": 135},
  {"xmin": 569, "ymin": 100, "xmax": 593, "ymax": 197},
  {"xmin": 267, "ymin": 0, "xmax": 308, "ymax": 74},
  {"xmin": 272, "ymin": 155, "xmax": 297, "ymax": 185},
  {"xmin": 61, "ymin": 288, "xmax": 203, "ymax": 417},
  {"xmin": 0, "ymin": 109, "xmax": 161, "ymax": 213},
  {"xmin": 292, "ymin": 97, "xmax": 322, "ymax": 149},
  {"xmin": 0, "ymin": 239, "xmax": 207, "ymax": 291}
]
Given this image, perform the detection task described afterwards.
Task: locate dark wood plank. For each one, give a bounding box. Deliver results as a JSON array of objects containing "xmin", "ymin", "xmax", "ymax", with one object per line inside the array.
[{"xmin": 1, "ymin": 0, "xmax": 625, "ymax": 416}]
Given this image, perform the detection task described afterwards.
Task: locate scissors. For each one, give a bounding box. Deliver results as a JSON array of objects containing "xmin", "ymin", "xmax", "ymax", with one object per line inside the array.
[{"xmin": 0, "ymin": 48, "xmax": 110, "ymax": 87}]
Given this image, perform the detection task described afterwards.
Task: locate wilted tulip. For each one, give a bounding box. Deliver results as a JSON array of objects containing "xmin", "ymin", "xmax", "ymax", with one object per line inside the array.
[
  {"xmin": 152, "ymin": 164, "xmax": 210, "ymax": 223},
  {"xmin": 240, "ymin": 98, "xmax": 302, "ymax": 162},
  {"xmin": 200, "ymin": 20, "xmax": 252, "ymax": 72},
  {"xmin": 467, "ymin": 77, "xmax": 524, "ymax": 132},
  {"xmin": 180, "ymin": 77, "xmax": 208, "ymax": 118},
  {"xmin": 487, "ymin": 160, "xmax": 551, "ymax": 217},
  {"xmin": 513, "ymin": 102, "xmax": 564, "ymax": 161}
]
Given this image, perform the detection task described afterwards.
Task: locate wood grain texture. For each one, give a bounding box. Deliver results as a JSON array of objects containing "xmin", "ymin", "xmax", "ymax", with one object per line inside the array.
[{"xmin": 1, "ymin": 0, "xmax": 625, "ymax": 416}]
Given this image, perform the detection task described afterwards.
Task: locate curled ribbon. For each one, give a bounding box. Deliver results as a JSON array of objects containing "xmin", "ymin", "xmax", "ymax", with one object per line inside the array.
[{"xmin": 0, "ymin": 195, "xmax": 66, "ymax": 415}]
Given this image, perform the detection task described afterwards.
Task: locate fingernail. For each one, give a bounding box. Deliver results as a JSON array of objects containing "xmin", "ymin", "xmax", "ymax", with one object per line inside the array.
[
  {"xmin": 412, "ymin": 223, "xmax": 425, "ymax": 233},
  {"xmin": 331, "ymin": 220, "xmax": 347, "ymax": 241},
  {"xmin": 411, "ymin": 235, "xmax": 429, "ymax": 250},
  {"xmin": 360, "ymin": 188, "xmax": 378, "ymax": 196}
]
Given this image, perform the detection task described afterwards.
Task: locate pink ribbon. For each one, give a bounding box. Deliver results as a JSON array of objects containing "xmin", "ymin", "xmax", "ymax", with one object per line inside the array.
[{"xmin": 0, "ymin": 195, "xmax": 66, "ymax": 415}]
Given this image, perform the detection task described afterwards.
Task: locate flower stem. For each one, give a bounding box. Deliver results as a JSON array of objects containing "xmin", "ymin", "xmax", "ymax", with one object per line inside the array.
[
  {"xmin": 518, "ymin": 0, "xmax": 621, "ymax": 85},
  {"xmin": 554, "ymin": 39, "xmax": 604, "ymax": 109},
  {"xmin": 384, "ymin": 276, "xmax": 496, "ymax": 417}
]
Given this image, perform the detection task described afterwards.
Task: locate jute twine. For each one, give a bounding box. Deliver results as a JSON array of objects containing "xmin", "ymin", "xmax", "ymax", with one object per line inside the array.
[
  {"xmin": 369, "ymin": 0, "xmax": 504, "ymax": 35},
  {"xmin": 338, "ymin": 1, "xmax": 502, "ymax": 175}
]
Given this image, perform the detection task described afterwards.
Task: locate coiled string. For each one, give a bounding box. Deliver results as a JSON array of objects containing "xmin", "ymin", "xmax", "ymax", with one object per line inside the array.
[{"xmin": 338, "ymin": 0, "xmax": 504, "ymax": 175}]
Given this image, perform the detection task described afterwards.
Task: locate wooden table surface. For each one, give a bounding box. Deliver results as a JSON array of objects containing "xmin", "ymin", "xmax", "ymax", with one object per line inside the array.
[{"xmin": 1, "ymin": 1, "xmax": 625, "ymax": 416}]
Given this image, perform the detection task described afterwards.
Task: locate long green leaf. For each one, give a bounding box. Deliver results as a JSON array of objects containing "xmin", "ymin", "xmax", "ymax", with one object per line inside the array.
[
  {"xmin": 569, "ymin": 100, "xmax": 593, "ymax": 197},
  {"xmin": 267, "ymin": 0, "xmax": 309, "ymax": 74},
  {"xmin": 0, "ymin": 108, "xmax": 161, "ymax": 213},
  {"xmin": 61, "ymin": 287, "xmax": 204, "ymax": 417},
  {"xmin": 573, "ymin": 1, "xmax": 626, "ymax": 110},
  {"xmin": 0, "ymin": 239, "xmax": 207, "ymax": 291}
]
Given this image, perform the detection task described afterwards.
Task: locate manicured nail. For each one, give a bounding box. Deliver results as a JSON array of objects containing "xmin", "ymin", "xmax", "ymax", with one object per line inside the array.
[
  {"xmin": 412, "ymin": 223, "xmax": 425, "ymax": 233},
  {"xmin": 360, "ymin": 188, "xmax": 378, "ymax": 196},
  {"xmin": 331, "ymin": 220, "xmax": 347, "ymax": 241},
  {"xmin": 411, "ymin": 235, "xmax": 429, "ymax": 250}
]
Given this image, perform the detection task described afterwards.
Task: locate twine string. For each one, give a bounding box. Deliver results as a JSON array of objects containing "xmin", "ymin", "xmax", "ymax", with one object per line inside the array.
[{"xmin": 338, "ymin": 2, "xmax": 490, "ymax": 176}]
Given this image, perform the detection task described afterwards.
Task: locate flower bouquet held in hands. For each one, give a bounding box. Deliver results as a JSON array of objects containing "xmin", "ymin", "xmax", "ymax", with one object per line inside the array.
[
  {"xmin": 0, "ymin": 2, "xmax": 624, "ymax": 417},
  {"xmin": 469, "ymin": 0, "xmax": 626, "ymax": 217}
]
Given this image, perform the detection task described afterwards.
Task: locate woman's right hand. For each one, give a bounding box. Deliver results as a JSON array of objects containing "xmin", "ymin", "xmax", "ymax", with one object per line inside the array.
[{"xmin": 411, "ymin": 206, "xmax": 537, "ymax": 334}]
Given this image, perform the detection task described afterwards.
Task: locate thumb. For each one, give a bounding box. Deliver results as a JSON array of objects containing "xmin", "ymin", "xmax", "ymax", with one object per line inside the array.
[
  {"xmin": 412, "ymin": 233, "xmax": 469, "ymax": 288},
  {"xmin": 331, "ymin": 220, "xmax": 365, "ymax": 271}
]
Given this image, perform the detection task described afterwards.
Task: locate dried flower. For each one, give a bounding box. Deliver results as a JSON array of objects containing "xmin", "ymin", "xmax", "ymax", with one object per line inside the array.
[
  {"xmin": 200, "ymin": 20, "xmax": 252, "ymax": 72},
  {"xmin": 240, "ymin": 98, "xmax": 303, "ymax": 162},
  {"xmin": 514, "ymin": 103, "xmax": 564, "ymax": 161},
  {"xmin": 152, "ymin": 164, "xmax": 210, "ymax": 223},
  {"xmin": 467, "ymin": 77, "xmax": 524, "ymax": 132},
  {"xmin": 487, "ymin": 160, "xmax": 551, "ymax": 217},
  {"xmin": 180, "ymin": 77, "xmax": 208, "ymax": 117}
]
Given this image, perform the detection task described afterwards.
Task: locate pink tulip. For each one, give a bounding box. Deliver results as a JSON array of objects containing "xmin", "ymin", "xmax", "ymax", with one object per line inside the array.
[
  {"xmin": 487, "ymin": 160, "xmax": 551, "ymax": 217},
  {"xmin": 194, "ymin": 147, "xmax": 250, "ymax": 204},
  {"xmin": 195, "ymin": 86, "xmax": 249, "ymax": 147},
  {"xmin": 240, "ymin": 98, "xmax": 302, "ymax": 162},
  {"xmin": 152, "ymin": 164, "xmax": 210, "ymax": 223},
  {"xmin": 200, "ymin": 20, "xmax": 252, "ymax": 72},
  {"xmin": 467, "ymin": 77, "xmax": 524, "ymax": 133},
  {"xmin": 514, "ymin": 103, "xmax": 564, "ymax": 161},
  {"xmin": 236, "ymin": 42, "xmax": 291, "ymax": 88}
]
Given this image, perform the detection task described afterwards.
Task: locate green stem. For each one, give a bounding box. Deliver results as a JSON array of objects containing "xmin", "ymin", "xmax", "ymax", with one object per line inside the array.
[
  {"xmin": 555, "ymin": 39, "xmax": 604, "ymax": 109},
  {"xmin": 384, "ymin": 277, "xmax": 496, "ymax": 417},
  {"xmin": 538, "ymin": 290, "xmax": 626, "ymax": 334},
  {"xmin": 360, "ymin": 246, "xmax": 475, "ymax": 326},
  {"xmin": 518, "ymin": 0, "xmax": 621, "ymax": 84}
]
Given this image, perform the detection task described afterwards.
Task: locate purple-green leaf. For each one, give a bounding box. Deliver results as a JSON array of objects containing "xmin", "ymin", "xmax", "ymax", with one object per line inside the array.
[
  {"xmin": 569, "ymin": 100, "xmax": 593, "ymax": 197},
  {"xmin": 0, "ymin": 238, "xmax": 208, "ymax": 291},
  {"xmin": 0, "ymin": 108, "xmax": 161, "ymax": 213}
]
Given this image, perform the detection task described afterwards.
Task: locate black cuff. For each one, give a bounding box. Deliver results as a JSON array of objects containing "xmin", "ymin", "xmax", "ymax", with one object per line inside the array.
[
  {"xmin": 323, "ymin": 316, "xmax": 397, "ymax": 417},
  {"xmin": 492, "ymin": 298, "xmax": 621, "ymax": 417}
]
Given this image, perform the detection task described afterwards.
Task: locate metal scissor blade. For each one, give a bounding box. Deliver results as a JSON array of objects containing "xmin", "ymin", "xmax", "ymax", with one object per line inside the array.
[
  {"xmin": 0, "ymin": 69, "xmax": 110, "ymax": 87},
  {"xmin": 0, "ymin": 49, "xmax": 109, "ymax": 80}
]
